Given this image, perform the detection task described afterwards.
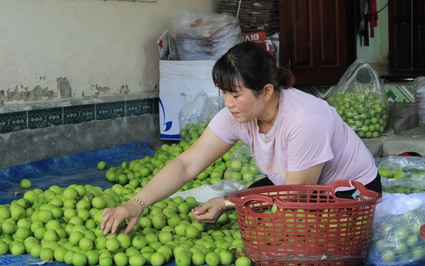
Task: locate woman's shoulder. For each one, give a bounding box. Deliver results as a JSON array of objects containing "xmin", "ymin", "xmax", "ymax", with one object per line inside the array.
[
  {"xmin": 209, "ymin": 107, "xmax": 256, "ymax": 145},
  {"xmin": 283, "ymin": 87, "xmax": 322, "ymax": 99},
  {"xmin": 282, "ymin": 88, "xmax": 329, "ymax": 110}
]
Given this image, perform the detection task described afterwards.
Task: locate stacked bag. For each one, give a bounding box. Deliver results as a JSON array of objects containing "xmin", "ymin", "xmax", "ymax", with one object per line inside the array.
[{"xmin": 171, "ymin": 9, "xmax": 243, "ymax": 60}]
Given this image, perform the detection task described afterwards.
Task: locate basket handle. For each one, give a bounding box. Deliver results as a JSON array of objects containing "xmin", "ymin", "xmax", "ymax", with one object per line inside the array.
[
  {"xmin": 328, "ymin": 180, "xmax": 380, "ymax": 200},
  {"xmin": 233, "ymin": 193, "xmax": 274, "ymax": 207}
]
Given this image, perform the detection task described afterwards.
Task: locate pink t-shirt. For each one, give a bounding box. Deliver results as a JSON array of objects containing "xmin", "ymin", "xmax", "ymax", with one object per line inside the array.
[{"xmin": 208, "ymin": 88, "xmax": 377, "ymax": 188}]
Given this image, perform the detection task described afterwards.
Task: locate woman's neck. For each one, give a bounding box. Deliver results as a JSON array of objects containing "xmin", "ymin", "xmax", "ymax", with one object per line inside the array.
[{"xmin": 257, "ymin": 93, "xmax": 280, "ymax": 134}]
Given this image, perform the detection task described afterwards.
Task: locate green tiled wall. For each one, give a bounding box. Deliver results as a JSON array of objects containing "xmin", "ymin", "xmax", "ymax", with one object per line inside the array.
[
  {"xmin": 0, "ymin": 98, "xmax": 158, "ymax": 134},
  {"xmin": 384, "ymin": 84, "xmax": 414, "ymax": 103}
]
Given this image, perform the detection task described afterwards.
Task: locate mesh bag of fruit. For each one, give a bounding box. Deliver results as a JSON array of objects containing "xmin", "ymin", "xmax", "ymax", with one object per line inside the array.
[
  {"xmin": 327, "ymin": 59, "xmax": 389, "ymax": 138},
  {"xmin": 378, "ymin": 155, "xmax": 425, "ymax": 194},
  {"xmin": 367, "ymin": 195, "xmax": 425, "ymax": 266},
  {"xmin": 223, "ymin": 143, "xmax": 266, "ymax": 187},
  {"xmin": 179, "ymin": 90, "xmax": 222, "ymax": 142}
]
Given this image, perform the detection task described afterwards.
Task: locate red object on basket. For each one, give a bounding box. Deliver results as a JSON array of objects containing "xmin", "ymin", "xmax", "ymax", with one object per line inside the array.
[{"xmin": 229, "ymin": 180, "xmax": 382, "ymax": 266}]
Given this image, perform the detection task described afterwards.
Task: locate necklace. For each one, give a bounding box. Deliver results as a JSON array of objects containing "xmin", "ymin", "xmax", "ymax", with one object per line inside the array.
[
  {"xmin": 257, "ymin": 100, "xmax": 280, "ymax": 135},
  {"xmin": 257, "ymin": 120, "xmax": 264, "ymax": 134}
]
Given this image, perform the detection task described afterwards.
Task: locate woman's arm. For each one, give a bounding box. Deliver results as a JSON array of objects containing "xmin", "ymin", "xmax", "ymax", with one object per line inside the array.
[
  {"xmin": 285, "ymin": 163, "xmax": 325, "ymax": 185},
  {"xmin": 192, "ymin": 164, "xmax": 326, "ymax": 223},
  {"xmin": 102, "ymin": 127, "xmax": 233, "ymax": 234},
  {"xmin": 139, "ymin": 128, "xmax": 233, "ymax": 207}
]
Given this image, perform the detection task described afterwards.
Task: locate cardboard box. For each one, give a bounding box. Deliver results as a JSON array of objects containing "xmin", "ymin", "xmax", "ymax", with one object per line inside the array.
[
  {"xmin": 156, "ymin": 29, "xmax": 279, "ymax": 140},
  {"xmin": 159, "ymin": 60, "xmax": 219, "ymax": 140},
  {"xmin": 156, "ymin": 30, "xmax": 221, "ymax": 140}
]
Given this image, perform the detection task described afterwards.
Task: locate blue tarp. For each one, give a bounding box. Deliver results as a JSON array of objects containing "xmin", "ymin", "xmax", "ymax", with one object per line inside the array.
[
  {"xmin": 0, "ymin": 254, "xmax": 52, "ymax": 266},
  {"xmin": 0, "ymin": 141, "xmax": 155, "ymax": 205}
]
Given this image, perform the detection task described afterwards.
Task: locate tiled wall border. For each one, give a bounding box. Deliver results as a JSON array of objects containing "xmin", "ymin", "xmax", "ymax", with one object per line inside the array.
[
  {"xmin": 0, "ymin": 83, "xmax": 415, "ymax": 135},
  {"xmin": 0, "ymin": 96, "xmax": 158, "ymax": 134}
]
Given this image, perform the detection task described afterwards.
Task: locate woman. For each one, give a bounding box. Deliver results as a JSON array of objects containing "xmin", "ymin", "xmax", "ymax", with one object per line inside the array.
[{"xmin": 102, "ymin": 41, "xmax": 381, "ymax": 235}]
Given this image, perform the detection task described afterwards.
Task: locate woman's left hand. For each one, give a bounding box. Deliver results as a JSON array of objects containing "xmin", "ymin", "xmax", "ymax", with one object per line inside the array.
[
  {"xmin": 192, "ymin": 196, "xmax": 226, "ymax": 223},
  {"xmin": 101, "ymin": 201, "xmax": 144, "ymax": 235}
]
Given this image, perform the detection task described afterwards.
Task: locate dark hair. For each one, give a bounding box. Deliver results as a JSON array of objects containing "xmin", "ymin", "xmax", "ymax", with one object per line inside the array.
[{"xmin": 212, "ymin": 41, "xmax": 295, "ymax": 97}]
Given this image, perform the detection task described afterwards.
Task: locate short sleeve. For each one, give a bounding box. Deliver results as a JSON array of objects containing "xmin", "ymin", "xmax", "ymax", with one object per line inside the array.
[
  {"xmin": 286, "ymin": 114, "xmax": 334, "ymax": 171},
  {"xmin": 208, "ymin": 108, "xmax": 239, "ymax": 145}
]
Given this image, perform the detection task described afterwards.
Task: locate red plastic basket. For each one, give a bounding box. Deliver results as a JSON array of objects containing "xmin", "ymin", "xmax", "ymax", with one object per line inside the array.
[{"xmin": 228, "ymin": 180, "xmax": 382, "ymax": 266}]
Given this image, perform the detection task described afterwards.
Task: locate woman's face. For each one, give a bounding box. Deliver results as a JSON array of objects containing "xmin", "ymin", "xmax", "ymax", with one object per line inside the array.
[{"xmin": 220, "ymin": 83, "xmax": 264, "ymax": 123}]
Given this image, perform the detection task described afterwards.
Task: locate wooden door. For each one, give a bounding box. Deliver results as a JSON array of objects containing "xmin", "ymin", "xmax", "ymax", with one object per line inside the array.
[
  {"xmin": 279, "ymin": 0, "xmax": 355, "ymax": 86},
  {"xmin": 388, "ymin": 0, "xmax": 425, "ymax": 70}
]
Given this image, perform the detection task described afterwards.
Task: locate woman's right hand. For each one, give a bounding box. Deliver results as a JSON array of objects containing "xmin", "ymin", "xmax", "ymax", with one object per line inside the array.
[
  {"xmin": 192, "ymin": 196, "xmax": 226, "ymax": 223},
  {"xmin": 101, "ymin": 201, "xmax": 144, "ymax": 235}
]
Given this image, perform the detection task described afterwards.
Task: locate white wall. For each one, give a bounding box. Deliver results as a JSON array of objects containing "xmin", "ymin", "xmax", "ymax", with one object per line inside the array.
[
  {"xmin": 356, "ymin": 0, "xmax": 389, "ymax": 67},
  {"xmin": 0, "ymin": 0, "xmax": 217, "ymax": 104}
]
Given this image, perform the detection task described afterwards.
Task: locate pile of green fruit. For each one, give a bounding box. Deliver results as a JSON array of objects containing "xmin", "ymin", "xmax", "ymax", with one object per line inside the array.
[
  {"xmin": 104, "ymin": 120, "xmax": 263, "ymax": 190},
  {"xmin": 327, "ymin": 88, "xmax": 388, "ymax": 138},
  {"xmin": 179, "ymin": 121, "xmax": 209, "ymax": 144},
  {"xmin": 0, "ymin": 120, "xmax": 267, "ymax": 266},
  {"xmin": 367, "ymin": 207, "xmax": 425, "ymax": 265},
  {"xmin": 0, "ymin": 182, "xmax": 253, "ymax": 266}
]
